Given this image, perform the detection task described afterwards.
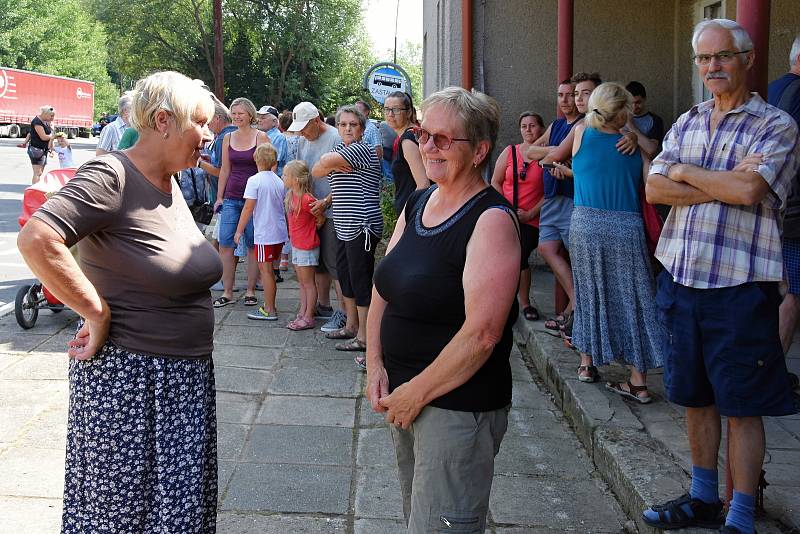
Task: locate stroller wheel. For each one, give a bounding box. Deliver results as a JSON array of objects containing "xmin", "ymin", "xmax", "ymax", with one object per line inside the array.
[{"xmin": 15, "ymin": 284, "xmax": 39, "ymax": 329}]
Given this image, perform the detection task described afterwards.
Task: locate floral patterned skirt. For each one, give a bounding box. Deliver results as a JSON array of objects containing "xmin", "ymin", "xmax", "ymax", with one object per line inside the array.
[{"xmin": 61, "ymin": 341, "xmax": 217, "ymax": 534}]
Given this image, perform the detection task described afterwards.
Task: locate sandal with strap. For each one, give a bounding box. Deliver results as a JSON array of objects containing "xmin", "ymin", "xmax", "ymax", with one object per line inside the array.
[
  {"xmin": 544, "ymin": 314, "xmax": 566, "ymax": 330},
  {"xmin": 577, "ymin": 365, "xmax": 600, "ymax": 383},
  {"xmin": 642, "ymin": 492, "xmax": 724, "ymax": 530},
  {"xmin": 606, "ymin": 381, "xmax": 653, "ymax": 404},
  {"xmin": 336, "ymin": 337, "xmax": 367, "ymax": 351},
  {"xmin": 325, "ymin": 327, "xmax": 356, "ymax": 340},
  {"xmin": 522, "ymin": 305, "xmax": 540, "ymax": 321},
  {"xmin": 354, "ymin": 355, "xmax": 367, "ymax": 371}
]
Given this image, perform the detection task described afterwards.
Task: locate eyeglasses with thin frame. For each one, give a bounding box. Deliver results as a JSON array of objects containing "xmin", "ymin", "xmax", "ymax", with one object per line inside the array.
[
  {"xmin": 383, "ymin": 106, "xmax": 409, "ymax": 116},
  {"xmin": 693, "ymin": 50, "xmax": 751, "ymax": 66},
  {"xmin": 412, "ymin": 126, "xmax": 471, "ymax": 151}
]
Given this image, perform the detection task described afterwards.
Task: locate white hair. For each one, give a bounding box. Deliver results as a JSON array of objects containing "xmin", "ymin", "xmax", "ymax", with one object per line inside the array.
[
  {"xmin": 790, "ymin": 35, "xmax": 800, "ymax": 67},
  {"xmin": 692, "ymin": 19, "xmax": 753, "ymax": 60},
  {"xmin": 118, "ymin": 92, "xmax": 133, "ymax": 114},
  {"xmin": 129, "ymin": 71, "xmax": 214, "ymax": 133}
]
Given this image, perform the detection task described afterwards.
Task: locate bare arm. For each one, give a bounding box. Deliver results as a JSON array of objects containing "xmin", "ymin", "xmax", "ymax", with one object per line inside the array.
[
  {"xmin": 312, "ymin": 152, "xmax": 351, "ymax": 177},
  {"xmin": 533, "ymin": 124, "xmax": 552, "ymax": 147},
  {"xmin": 366, "ymin": 207, "xmax": 409, "ymax": 412},
  {"xmin": 541, "ymin": 128, "xmax": 576, "ymax": 164},
  {"xmin": 490, "ymin": 146, "xmax": 510, "ymax": 193},
  {"xmin": 378, "ymin": 208, "xmax": 521, "ymax": 427},
  {"xmin": 645, "ymin": 173, "xmax": 714, "ymax": 206},
  {"xmin": 403, "ymin": 139, "xmax": 429, "ymax": 189},
  {"xmin": 214, "ymin": 135, "xmax": 232, "ymax": 209},
  {"xmin": 198, "ymin": 158, "xmax": 220, "ymax": 178},
  {"xmin": 625, "ymin": 121, "xmax": 659, "ymax": 159},
  {"xmin": 669, "ymin": 163, "xmax": 771, "ymax": 206},
  {"xmin": 526, "ymin": 145, "xmax": 552, "ymax": 161},
  {"xmin": 17, "ymin": 219, "xmax": 110, "ymax": 359}
]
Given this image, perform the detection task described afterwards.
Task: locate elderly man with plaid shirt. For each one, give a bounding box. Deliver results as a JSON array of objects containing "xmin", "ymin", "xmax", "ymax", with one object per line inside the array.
[{"xmin": 641, "ymin": 19, "xmax": 799, "ymax": 534}]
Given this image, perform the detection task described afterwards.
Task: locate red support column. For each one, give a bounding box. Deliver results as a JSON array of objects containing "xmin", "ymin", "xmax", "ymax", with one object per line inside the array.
[
  {"xmin": 553, "ymin": 0, "xmax": 574, "ymax": 315},
  {"xmin": 461, "ymin": 0, "xmax": 473, "ymax": 90},
  {"xmin": 736, "ymin": 0, "xmax": 771, "ymax": 98}
]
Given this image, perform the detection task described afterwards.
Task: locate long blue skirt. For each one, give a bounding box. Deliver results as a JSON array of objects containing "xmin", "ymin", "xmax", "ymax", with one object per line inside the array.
[{"xmin": 570, "ymin": 205, "xmax": 665, "ymax": 372}]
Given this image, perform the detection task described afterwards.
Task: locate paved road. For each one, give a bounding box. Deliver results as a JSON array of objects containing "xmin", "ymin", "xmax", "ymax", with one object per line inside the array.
[
  {"xmin": 0, "ymin": 271, "xmax": 633, "ymax": 533},
  {"xmin": 0, "ymin": 138, "xmax": 97, "ymax": 314}
]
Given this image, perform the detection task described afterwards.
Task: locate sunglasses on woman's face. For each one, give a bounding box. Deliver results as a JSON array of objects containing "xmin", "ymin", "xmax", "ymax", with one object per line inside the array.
[{"xmin": 412, "ymin": 126, "xmax": 470, "ymax": 151}]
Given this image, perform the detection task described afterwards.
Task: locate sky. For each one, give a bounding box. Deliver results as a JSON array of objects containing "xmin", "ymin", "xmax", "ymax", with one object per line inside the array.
[{"xmin": 363, "ymin": 0, "xmax": 423, "ymax": 60}]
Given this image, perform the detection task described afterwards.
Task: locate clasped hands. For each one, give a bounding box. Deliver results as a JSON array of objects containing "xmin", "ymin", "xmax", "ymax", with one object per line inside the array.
[{"xmin": 366, "ymin": 364, "xmax": 424, "ymax": 430}]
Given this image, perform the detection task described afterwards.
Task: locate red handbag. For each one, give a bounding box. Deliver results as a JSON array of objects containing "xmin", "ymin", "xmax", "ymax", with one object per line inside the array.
[{"xmin": 640, "ymin": 187, "xmax": 663, "ymax": 255}]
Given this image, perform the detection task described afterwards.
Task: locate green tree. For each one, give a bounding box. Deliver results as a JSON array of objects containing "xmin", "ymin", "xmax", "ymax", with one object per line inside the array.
[
  {"xmin": 395, "ymin": 41, "xmax": 422, "ymax": 102},
  {"xmin": 0, "ymin": 0, "xmax": 118, "ymax": 115}
]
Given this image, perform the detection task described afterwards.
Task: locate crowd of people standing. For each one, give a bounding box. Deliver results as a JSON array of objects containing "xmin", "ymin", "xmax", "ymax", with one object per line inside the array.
[{"xmin": 15, "ymin": 17, "xmax": 800, "ymax": 534}]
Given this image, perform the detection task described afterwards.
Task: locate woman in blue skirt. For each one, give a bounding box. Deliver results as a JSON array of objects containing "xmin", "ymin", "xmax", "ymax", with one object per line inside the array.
[
  {"xmin": 18, "ymin": 71, "xmax": 222, "ymax": 532},
  {"xmin": 562, "ymin": 82, "xmax": 664, "ymax": 403}
]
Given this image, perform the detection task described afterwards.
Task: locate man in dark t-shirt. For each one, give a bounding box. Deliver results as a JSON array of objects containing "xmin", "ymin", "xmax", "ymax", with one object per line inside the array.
[
  {"xmin": 626, "ymin": 81, "xmax": 665, "ymax": 158},
  {"xmin": 770, "ymin": 35, "xmax": 800, "ymax": 355}
]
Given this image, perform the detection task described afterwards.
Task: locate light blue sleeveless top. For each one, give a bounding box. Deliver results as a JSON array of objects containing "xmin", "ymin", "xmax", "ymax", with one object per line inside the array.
[{"xmin": 572, "ymin": 127, "xmax": 643, "ymax": 213}]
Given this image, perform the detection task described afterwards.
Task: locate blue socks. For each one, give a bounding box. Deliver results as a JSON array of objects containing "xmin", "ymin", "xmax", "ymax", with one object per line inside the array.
[
  {"xmin": 690, "ymin": 465, "xmax": 720, "ymax": 504},
  {"xmin": 726, "ymin": 491, "xmax": 755, "ymax": 534},
  {"xmin": 642, "ymin": 465, "xmax": 718, "ymax": 524}
]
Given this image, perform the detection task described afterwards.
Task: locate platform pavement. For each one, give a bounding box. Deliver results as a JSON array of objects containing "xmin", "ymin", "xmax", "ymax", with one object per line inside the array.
[
  {"xmin": 0, "ymin": 267, "xmax": 636, "ymax": 533},
  {"xmin": 516, "ymin": 269, "xmax": 800, "ymax": 534}
]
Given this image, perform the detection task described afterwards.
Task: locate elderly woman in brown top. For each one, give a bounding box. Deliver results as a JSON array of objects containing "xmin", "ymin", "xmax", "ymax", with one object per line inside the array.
[{"xmin": 17, "ymin": 71, "xmax": 221, "ymax": 533}]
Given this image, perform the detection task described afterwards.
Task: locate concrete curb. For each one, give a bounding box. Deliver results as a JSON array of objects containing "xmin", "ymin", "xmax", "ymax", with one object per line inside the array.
[{"xmin": 514, "ymin": 321, "xmax": 709, "ymax": 534}]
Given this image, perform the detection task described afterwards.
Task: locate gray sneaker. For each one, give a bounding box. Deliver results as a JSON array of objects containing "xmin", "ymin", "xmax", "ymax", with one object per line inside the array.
[
  {"xmin": 320, "ymin": 310, "xmax": 347, "ymax": 333},
  {"xmin": 314, "ymin": 304, "xmax": 334, "ymax": 319}
]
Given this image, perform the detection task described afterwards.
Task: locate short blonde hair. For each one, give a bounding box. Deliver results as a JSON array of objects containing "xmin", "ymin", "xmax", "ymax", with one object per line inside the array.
[
  {"xmin": 129, "ymin": 71, "xmax": 214, "ymax": 133},
  {"xmin": 585, "ymin": 82, "xmax": 632, "ymax": 129},
  {"xmin": 254, "ymin": 143, "xmax": 277, "ymax": 169},
  {"xmin": 40, "ymin": 105, "xmax": 55, "ymax": 115},
  {"xmin": 421, "ymin": 86, "xmax": 500, "ymax": 170},
  {"xmin": 229, "ymin": 97, "xmax": 257, "ymax": 125}
]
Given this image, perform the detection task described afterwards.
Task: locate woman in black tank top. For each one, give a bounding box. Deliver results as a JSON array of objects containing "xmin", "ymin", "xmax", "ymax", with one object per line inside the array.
[{"xmin": 365, "ymin": 87, "xmax": 521, "ymax": 533}]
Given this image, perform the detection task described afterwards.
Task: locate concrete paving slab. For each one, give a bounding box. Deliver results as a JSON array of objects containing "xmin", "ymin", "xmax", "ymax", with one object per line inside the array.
[
  {"xmin": 0, "ymin": 331, "xmax": 52, "ymax": 353},
  {"xmin": 216, "ymin": 397, "xmax": 260, "ymax": 425},
  {"xmin": 494, "ymin": 435, "xmax": 593, "ymax": 479},
  {"xmin": 289, "ymin": 345, "xmax": 367, "ymax": 361},
  {"xmin": 221, "ymin": 308, "xmax": 295, "ymax": 327},
  {"xmin": 217, "ymin": 423, "xmax": 250, "ymax": 461},
  {"xmin": 353, "ymin": 518, "xmax": 406, "ymax": 534},
  {"xmin": 242, "ymin": 425, "xmax": 353, "ymax": 465},
  {"xmin": 358, "ymin": 399, "xmax": 388, "ymax": 428},
  {"xmin": 511, "ymin": 380, "xmax": 555, "ymax": 409},
  {"xmin": 213, "ymin": 345, "xmax": 280, "ymax": 370},
  {"xmin": 0, "ymin": 496, "xmax": 63, "ymax": 534},
  {"xmin": 214, "ymin": 366, "xmax": 272, "ymax": 395},
  {"xmin": 354, "ymin": 466, "xmax": 404, "ymax": 520},
  {"xmin": 1, "ymin": 352, "xmax": 68, "ymax": 380},
  {"xmin": 356, "ymin": 427, "xmax": 395, "ymax": 467},
  {"xmin": 490, "ymin": 474, "xmax": 625, "ymax": 530},
  {"xmin": 268, "ymin": 360, "xmax": 361, "ymax": 398},
  {"xmin": 25, "ymin": 333, "xmax": 74, "ymax": 354},
  {"xmin": 257, "ymin": 396, "xmax": 356, "ymax": 427},
  {"xmin": 219, "ymin": 460, "xmax": 235, "ymax": 494},
  {"xmin": 0, "ymin": 352, "xmax": 23, "ymax": 372},
  {"xmin": 506, "ymin": 407, "xmax": 569, "ymax": 439},
  {"xmin": 214, "ymin": 324, "xmax": 288, "ymax": 348},
  {"xmin": 0, "ymin": 446, "xmax": 65, "ymax": 498},
  {"xmin": 0, "ymin": 312, "xmax": 77, "ymax": 336},
  {"xmin": 15, "ymin": 406, "xmax": 67, "ymax": 450},
  {"xmin": 222, "ymin": 463, "xmax": 351, "ymax": 514},
  {"xmin": 216, "ymin": 513, "xmax": 347, "ymax": 533}
]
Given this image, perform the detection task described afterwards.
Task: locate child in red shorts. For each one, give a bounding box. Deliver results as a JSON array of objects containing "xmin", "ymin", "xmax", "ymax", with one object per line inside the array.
[{"xmin": 235, "ymin": 143, "xmax": 288, "ymax": 320}]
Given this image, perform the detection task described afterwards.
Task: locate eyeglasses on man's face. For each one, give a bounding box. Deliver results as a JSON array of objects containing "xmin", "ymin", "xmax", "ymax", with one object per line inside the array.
[
  {"xmin": 693, "ymin": 50, "xmax": 751, "ymax": 66},
  {"xmin": 383, "ymin": 106, "xmax": 409, "ymax": 116},
  {"xmin": 412, "ymin": 126, "xmax": 470, "ymax": 151}
]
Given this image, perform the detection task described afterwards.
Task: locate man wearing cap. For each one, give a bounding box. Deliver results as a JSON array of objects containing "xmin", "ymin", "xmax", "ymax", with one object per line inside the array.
[
  {"xmin": 290, "ymin": 102, "xmax": 347, "ymax": 332},
  {"xmin": 257, "ymin": 105, "xmax": 288, "ymax": 176}
]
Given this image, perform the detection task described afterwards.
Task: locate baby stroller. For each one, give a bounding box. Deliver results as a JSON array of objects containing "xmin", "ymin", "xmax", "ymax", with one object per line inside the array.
[{"xmin": 15, "ymin": 168, "xmax": 76, "ymax": 329}]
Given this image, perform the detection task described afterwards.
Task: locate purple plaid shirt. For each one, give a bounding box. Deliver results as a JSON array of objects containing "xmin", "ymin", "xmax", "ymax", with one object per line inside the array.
[{"xmin": 651, "ymin": 93, "xmax": 799, "ymax": 289}]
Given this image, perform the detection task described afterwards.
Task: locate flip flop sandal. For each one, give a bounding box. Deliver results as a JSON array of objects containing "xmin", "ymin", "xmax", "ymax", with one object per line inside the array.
[
  {"xmin": 606, "ymin": 381, "xmax": 653, "ymax": 404},
  {"xmin": 544, "ymin": 314, "xmax": 566, "ymax": 330},
  {"xmin": 336, "ymin": 338, "xmax": 367, "ymax": 351},
  {"xmin": 354, "ymin": 355, "xmax": 367, "ymax": 371},
  {"xmin": 522, "ymin": 305, "xmax": 540, "ymax": 321},
  {"xmin": 577, "ymin": 365, "xmax": 600, "ymax": 383},
  {"xmin": 243, "ymin": 295, "xmax": 258, "ymax": 306},
  {"xmin": 213, "ymin": 296, "xmax": 233, "ymax": 308},
  {"xmin": 325, "ymin": 328, "xmax": 356, "ymax": 340},
  {"xmin": 287, "ymin": 317, "xmax": 314, "ymax": 331}
]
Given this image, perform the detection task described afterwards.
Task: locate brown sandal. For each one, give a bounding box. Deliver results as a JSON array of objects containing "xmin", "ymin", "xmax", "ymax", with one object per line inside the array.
[{"xmin": 605, "ymin": 381, "xmax": 652, "ymax": 404}]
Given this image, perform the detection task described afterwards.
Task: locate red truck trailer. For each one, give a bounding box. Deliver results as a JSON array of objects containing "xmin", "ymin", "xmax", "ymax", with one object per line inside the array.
[{"xmin": 0, "ymin": 67, "xmax": 94, "ymax": 139}]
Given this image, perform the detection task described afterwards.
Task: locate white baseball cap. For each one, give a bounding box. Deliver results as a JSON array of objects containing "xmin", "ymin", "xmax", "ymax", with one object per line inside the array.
[{"xmin": 288, "ymin": 102, "xmax": 319, "ymax": 132}]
